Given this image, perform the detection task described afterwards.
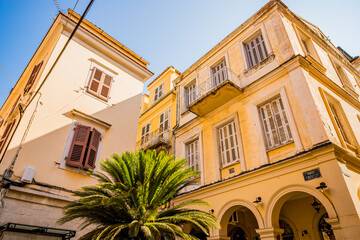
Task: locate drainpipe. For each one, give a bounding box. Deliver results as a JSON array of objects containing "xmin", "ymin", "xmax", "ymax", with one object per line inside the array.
[{"xmin": 172, "ymin": 74, "xmax": 183, "ymax": 156}]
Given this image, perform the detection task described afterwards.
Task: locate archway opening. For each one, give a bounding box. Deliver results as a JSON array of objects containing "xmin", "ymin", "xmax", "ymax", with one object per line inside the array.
[
  {"xmin": 273, "ymin": 192, "xmax": 335, "ymax": 240},
  {"xmin": 224, "ymin": 206, "xmax": 260, "ymax": 240},
  {"xmin": 189, "ymin": 228, "xmax": 208, "ymax": 240}
]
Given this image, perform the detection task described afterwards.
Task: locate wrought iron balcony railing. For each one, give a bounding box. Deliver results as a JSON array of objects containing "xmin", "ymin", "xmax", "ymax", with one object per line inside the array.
[
  {"xmin": 136, "ymin": 128, "xmax": 172, "ymax": 151},
  {"xmin": 187, "ymin": 67, "xmax": 241, "ymax": 106}
]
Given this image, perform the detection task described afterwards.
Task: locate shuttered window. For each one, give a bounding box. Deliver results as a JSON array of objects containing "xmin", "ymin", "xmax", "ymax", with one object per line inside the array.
[
  {"xmin": 218, "ymin": 121, "xmax": 239, "ymax": 167},
  {"xmin": 185, "ymin": 82, "xmax": 196, "ymax": 106},
  {"xmin": 154, "ymin": 83, "xmax": 164, "ymax": 102},
  {"xmin": 66, "ymin": 125, "xmax": 101, "ymax": 170},
  {"xmin": 186, "ymin": 139, "xmax": 199, "ymax": 171},
  {"xmin": 24, "ymin": 61, "xmax": 43, "ymax": 93},
  {"xmin": 141, "ymin": 123, "xmax": 151, "ymax": 144},
  {"xmin": 159, "ymin": 109, "xmax": 170, "ymax": 133},
  {"xmin": 0, "ymin": 121, "xmax": 15, "ymax": 153},
  {"xmin": 259, "ymin": 97, "xmax": 293, "ymax": 150},
  {"xmin": 245, "ymin": 34, "xmax": 268, "ymax": 68},
  {"xmin": 87, "ymin": 67, "xmax": 113, "ymax": 101},
  {"xmin": 329, "ymin": 103, "xmax": 350, "ymax": 144},
  {"xmin": 212, "ymin": 60, "xmax": 228, "ymax": 87}
]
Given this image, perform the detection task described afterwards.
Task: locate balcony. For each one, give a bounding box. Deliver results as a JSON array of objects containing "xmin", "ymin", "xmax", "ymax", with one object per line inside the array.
[
  {"xmin": 136, "ymin": 128, "xmax": 172, "ymax": 152},
  {"xmin": 187, "ymin": 68, "xmax": 242, "ymax": 116}
]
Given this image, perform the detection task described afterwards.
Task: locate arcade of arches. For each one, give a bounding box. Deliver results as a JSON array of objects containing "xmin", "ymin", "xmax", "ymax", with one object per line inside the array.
[{"xmin": 211, "ymin": 191, "xmax": 338, "ymax": 240}]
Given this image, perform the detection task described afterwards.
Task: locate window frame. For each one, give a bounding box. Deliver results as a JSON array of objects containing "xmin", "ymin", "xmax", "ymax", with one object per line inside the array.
[
  {"xmin": 86, "ymin": 67, "xmax": 114, "ymax": 102},
  {"xmin": 296, "ymin": 28, "xmax": 321, "ymax": 64},
  {"xmin": 244, "ymin": 33, "xmax": 269, "ymax": 69},
  {"xmin": 329, "ymin": 57, "xmax": 358, "ymax": 97},
  {"xmin": 185, "ymin": 81, "xmax": 197, "ymax": 107},
  {"xmin": 218, "ymin": 121, "xmax": 240, "ymax": 167},
  {"xmin": 258, "ymin": 96, "xmax": 294, "ymax": 150},
  {"xmin": 239, "ymin": 26, "xmax": 272, "ymax": 71},
  {"xmin": 250, "ymin": 87, "xmax": 303, "ymax": 164},
  {"xmin": 159, "ymin": 108, "xmax": 170, "ymax": 134},
  {"xmin": 154, "ymin": 83, "xmax": 164, "ymax": 102},
  {"xmin": 212, "ymin": 114, "xmax": 246, "ymax": 177},
  {"xmin": 185, "ymin": 138, "xmax": 200, "ymax": 171},
  {"xmin": 320, "ymin": 88, "xmax": 359, "ymax": 153},
  {"xmin": 141, "ymin": 122, "xmax": 151, "ymax": 144},
  {"xmin": 60, "ymin": 120, "xmax": 104, "ymax": 173}
]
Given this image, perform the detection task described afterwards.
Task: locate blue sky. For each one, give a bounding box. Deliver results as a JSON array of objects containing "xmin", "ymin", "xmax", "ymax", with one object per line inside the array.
[{"xmin": 0, "ymin": 0, "xmax": 359, "ymax": 108}]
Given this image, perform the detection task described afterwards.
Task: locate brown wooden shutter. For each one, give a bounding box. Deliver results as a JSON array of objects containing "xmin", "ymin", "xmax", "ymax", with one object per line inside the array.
[
  {"xmin": 84, "ymin": 128, "xmax": 101, "ymax": 170},
  {"xmin": 24, "ymin": 61, "xmax": 43, "ymax": 92},
  {"xmin": 66, "ymin": 125, "xmax": 91, "ymax": 168},
  {"xmin": 0, "ymin": 121, "xmax": 15, "ymax": 153},
  {"xmin": 88, "ymin": 67, "xmax": 103, "ymax": 96},
  {"xmin": 99, "ymin": 73, "xmax": 113, "ymax": 101}
]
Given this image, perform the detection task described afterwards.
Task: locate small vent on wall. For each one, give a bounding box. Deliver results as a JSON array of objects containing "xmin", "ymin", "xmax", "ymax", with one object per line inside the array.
[{"xmin": 21, "ymin": 166, "xmax": 36, "ymax": 183}]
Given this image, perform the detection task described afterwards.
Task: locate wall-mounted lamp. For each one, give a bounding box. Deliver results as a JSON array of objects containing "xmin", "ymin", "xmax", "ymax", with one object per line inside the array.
[
  {"xmin": 311, "ymin": 197, "xmax": 321, "ymax": 213},
  {"xmin": 301, "ymin": 230, "xmax": 308, "ymax": 236},
  {"xmin": 209, "ymin": 209, "xmax": 214, "ymax": 214},
  {"xmin": 316, "ymin": 182, "xmax": 327, "ymax": 192},
  {"xmin": 253, "ymin": 197, "xmax": 262, "ymax": 204}
]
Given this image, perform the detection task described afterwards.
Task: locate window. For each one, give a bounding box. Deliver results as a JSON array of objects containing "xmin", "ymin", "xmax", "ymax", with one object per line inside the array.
[
  {"xmin": 0, "ymin": 121, "xmax": 15, "ymax": 153},
  {"xmin": 212, "ymin": 60, "xmax": 228, "ymax": 86},
  {"xmin": 24, "ymin": 61, "xmax": 43, "ymax": 93},
  {"xmin": 229, "ymin": 210, "xmax": 238, "ymax": 223},
  {"xmin": 141, "ymin": 123, "xmax": 151, "ymax": 144},
  {"xmin": 259, "ymin": 97, "xmax": 293, "ymax": 150},
  {"xmin": 159, "ymin": 109, "xmax": 170, "ymax": 134},
  {"xmin": 298, "ymin": 30, "xmax": 321, "ymax": 63},
  {"xmin": 185, "ymin": 82, "xmax": 196, "ymax": 106},
  {"xmin": 87, "ymin": 67, "xmax": 113, "ymax": 101},
  {"xmin": 186, "ymin": 139, "xmax": 199, "ymax": 171},
  {"xmin": 328, "ymin": 102, "xmax": 353, "ymax": 147},
  {"xmin": 154, "ymin": 83, "xmax": 164, "ymax": 101},
  {"xmin": 245, "ymin": 33, "xmax": 268, "ymax": 68},
  {"xmin": 66, "ymin": 125, "xmax": 101, "ymax": 170},
  {"xmin": 332, "ymin": 59, "xmax": 356, "ymax": 93},
  {"xmin": 218, "ymin": 121, "xmax": 240, "ymax": 167}
]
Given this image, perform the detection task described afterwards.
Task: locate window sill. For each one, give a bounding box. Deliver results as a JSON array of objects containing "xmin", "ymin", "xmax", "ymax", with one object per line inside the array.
[
  {"xmin": 266, "ymin": 140, "xmax": 294, "ymax": 153},
  {"xmin": 82, "ymin": 89, "xmax": 113, "ymax": 106},
  {"xmin": 243, "ymin": 53, "xmax": 275, "ymax": 76},
  {"xmin": 57, "ymin": 162, "xmax": 95, "ymax": 176},
  {"xmin": 343, "ymin": 84, "xmax": 359, "ymax": 99},
  {"xmin": 220, "ymin": 159, "xmax": 241, "ymax": 170},
  {"xmin": 305, "ymin": 54, "xmax": 326, "ymax": 73}
]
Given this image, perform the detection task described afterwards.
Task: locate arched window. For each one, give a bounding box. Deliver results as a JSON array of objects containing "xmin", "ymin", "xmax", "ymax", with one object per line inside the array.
[{"xmin": 319, "ymin": 213, "xmax": 335, "ymax": 240}]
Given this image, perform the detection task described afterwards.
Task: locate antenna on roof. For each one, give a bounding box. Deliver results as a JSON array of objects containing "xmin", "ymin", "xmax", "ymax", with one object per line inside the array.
[{"xmin": 52, "ymin": 0, "xmax": 61, "ymax": 13}]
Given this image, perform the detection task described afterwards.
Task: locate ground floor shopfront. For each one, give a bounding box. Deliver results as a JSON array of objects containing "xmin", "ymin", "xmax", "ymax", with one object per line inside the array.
[{"xmin": 176, "ymin": 144, "xmax": 360, "ymax": 240}]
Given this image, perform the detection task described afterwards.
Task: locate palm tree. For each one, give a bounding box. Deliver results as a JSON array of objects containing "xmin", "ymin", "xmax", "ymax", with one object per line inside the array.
[{"xmin": 59, "ymin": 150, "xmax": 219, "ymax": 240}]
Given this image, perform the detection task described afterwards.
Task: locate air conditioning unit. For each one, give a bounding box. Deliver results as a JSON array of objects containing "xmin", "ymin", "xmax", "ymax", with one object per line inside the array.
[{"xmin": 21, "ymin": 166, "xmax": 36, "ymax": 183}]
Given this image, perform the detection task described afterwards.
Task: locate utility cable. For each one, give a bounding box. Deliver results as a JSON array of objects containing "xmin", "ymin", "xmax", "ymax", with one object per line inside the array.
[
  {"xmin": 0, "ymin": 63, "xmax": 16, "ymax": 85},
  {"xmin": 0, "ymin": 0, "xmax": 95, "ymax": 172}
]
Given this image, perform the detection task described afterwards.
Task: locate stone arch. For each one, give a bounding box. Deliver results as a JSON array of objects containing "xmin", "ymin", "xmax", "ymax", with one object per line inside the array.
[
  {"xmin": 265, "ymin": 184, "xmax": 338, "ymax": 229},
  {"xmin": 217, "ymin": 199, "xmax": 265, "ymax": 236}
]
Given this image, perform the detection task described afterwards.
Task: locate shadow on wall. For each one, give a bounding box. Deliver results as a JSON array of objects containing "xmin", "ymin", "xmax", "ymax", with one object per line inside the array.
[{"xmin": 0, "ymin": 93, "xmax": 142, "ymax": 191}]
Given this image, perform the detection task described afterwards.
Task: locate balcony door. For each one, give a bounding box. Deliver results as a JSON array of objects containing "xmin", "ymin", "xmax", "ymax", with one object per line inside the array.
[{"xmin": 212, "ymin": 60, "xmax": 227, "ymax": 88}]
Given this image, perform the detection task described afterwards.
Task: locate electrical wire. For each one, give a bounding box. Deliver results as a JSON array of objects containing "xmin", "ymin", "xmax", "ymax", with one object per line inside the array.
[{"xmin": 0, "ymin": 63, "xmax": 16, "ymax": 85}]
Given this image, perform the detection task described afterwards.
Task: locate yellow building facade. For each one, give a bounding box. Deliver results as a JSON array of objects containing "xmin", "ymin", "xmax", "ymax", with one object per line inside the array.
[
  {"xmin": 0, "ymin": 10, "xmax": 153, "ymax": 239},
  {"xmin": 136, "ymin": 66, "xmax": 180, "ymax": 154},
  {"xmin": 138, "ymin": 1, "xmax": 360, "ymax": 240}
]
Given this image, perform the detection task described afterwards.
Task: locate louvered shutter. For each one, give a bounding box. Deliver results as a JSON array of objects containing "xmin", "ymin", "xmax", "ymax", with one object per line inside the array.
[
  {"xmin": 0, "ymin": 121, "xmax": 15, "ymax": 153},
  {"xmin": 99, "ymin": 73, "xmax": 113, "ymax": 100},
  {"xmin": 24, "ymin": 61, "xmax": 43, "ymax": 92},
  {"xmin": 88, "ymin": 67, "xmax": 102, "ymax": 96},
  {"xmin": 66, "ymin": 125, "xmax": 91, "ymax": 168},
  {"xmin": 84, "ymin": 128, "xmax": 101, "ymax": 170}
]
